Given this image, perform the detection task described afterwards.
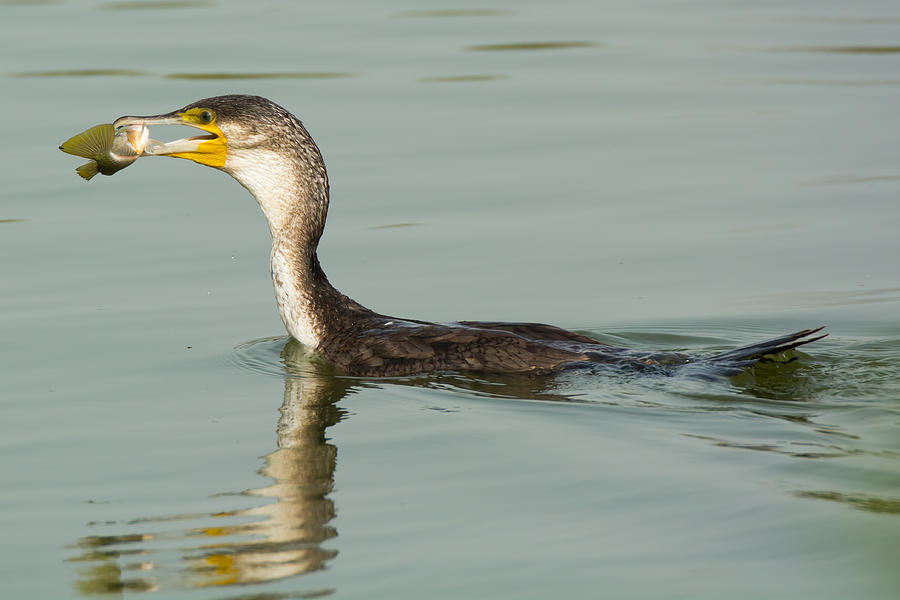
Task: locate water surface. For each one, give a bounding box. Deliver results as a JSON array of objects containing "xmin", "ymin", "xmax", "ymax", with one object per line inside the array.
[{"xmin": 1, "ymin": 1, "xmax": 898, "ymax": 598}]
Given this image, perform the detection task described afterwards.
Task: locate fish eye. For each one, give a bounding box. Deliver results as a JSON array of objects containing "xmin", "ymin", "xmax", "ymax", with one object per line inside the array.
[{"xmin": 199, "ymin": 110, "xmax": 213, "ymax": 124}]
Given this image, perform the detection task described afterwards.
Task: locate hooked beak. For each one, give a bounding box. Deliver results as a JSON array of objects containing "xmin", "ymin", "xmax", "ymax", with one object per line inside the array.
[{"xmin": 113, "ymin": 111, "xmax": 227, "ymax": 168}]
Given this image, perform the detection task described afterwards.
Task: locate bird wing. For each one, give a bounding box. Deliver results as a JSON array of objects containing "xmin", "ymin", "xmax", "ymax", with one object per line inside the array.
[
  {"xmin": 326, "ymin": 322, "xmax": 589, "ymax": 377},
  {"xmin": 456, "ymin": 321, "xmax": 603, "ymax": 344}
]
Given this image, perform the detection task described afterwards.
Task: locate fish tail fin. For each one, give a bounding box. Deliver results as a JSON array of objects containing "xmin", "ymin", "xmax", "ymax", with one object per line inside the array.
[
  {"xmin": 59, "ymin": 123, "xmax": 114, "ymax": 158},
  {"xmin": 75, "ymin": 161, "xmax": 100, "ymax": 180}
]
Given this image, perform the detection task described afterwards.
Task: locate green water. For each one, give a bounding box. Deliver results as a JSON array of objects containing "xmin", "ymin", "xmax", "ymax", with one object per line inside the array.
[{"xmin": 2, "ymin": 1, "xmax": 899, "ymax": 598}]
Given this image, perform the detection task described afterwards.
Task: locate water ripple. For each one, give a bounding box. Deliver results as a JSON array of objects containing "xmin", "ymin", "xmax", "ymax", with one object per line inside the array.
[
  {"xmin": 419, "ymin": 74, "xmax": 506, "ymax": 83},
  {"xmin": 99, "ymin": 0, "xmax": 212, "ymax": 9},
  {"xmin": 466, "ymin": 41, "xmax": 599, "ymax": 51},
  {"xmin": 795, "ymin": 490, "xmax": 900, "ymax": 515},
  {"xmin": 10, "ymin": 69, "xmax": 147, "ymax": 77},
  {"xmin": 164, "ymin": 72, "xmax": 357, "ymax": 80},
  {"xmin": 773, "ymin": 45, "xmax": 900, "ymax": 54},
  {"xmin": 397, "ymin": 9, "xmax": 512, "ymax": 18}
]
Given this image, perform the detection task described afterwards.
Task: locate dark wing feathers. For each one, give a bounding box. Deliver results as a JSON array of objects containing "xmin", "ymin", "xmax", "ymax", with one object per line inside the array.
[
  {"xmin": 320, "ymin": 319, "xmax": 826, "ymax": 378},
  {"xmin": 327, "ymin": 323, "xmax": 588, "ymax": 376},
  {"xmin": 457, "ymin": 321, "xmax": 601, "ymax": 344}
]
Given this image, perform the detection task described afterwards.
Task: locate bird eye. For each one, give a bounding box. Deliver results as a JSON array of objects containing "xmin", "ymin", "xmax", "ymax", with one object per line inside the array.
[{"xmin": 199, "ymin": 110, "xmax": 213, "ymax": 124}]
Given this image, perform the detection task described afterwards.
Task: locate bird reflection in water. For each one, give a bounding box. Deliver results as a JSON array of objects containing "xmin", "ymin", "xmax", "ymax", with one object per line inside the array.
[
  {"xmin": 68, "ymin": 331, "xmax": 580, "ymax": 595},
  {"xmin": 68, "ymin": 339, "xmax": 351, "ymax": 595}
]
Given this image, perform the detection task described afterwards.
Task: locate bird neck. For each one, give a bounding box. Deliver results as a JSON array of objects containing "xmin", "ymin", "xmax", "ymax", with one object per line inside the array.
[
  {"xmin": 269, "ymin": 194, "xmax": 372, "ymax": 349},
  {"xmin": 228, "ymin": 145, "xmax": 373, "ymax": 347},
  {"xmin": 270, "ymin": 239, "xmax": 330, "ymax": 348}
]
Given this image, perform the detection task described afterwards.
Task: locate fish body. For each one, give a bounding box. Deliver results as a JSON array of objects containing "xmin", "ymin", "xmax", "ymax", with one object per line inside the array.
[{"xmin": 59, "ymin": 123, "xmax": 149, "ymax": 180}]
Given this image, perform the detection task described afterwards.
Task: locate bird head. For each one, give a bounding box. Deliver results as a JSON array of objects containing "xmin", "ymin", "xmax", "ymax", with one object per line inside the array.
[{"xmin": 114, "ymin": 95, "xmax": 329, "ymax": 234}]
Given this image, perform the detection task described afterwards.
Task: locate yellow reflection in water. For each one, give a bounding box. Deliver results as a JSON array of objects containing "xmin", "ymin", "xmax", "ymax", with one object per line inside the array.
[
  {"xmin": 67, "ymin": 335, "xmax": 582, "ymax": 594},
  {"xmin": 68, "ymin": 341, "xmax": 347, "ymax": 595}
]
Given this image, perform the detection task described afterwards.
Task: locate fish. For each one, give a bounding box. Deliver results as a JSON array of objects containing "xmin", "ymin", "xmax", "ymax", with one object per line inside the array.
[{"xmin": 59, "ymin": 123, "xmax": 150, "ymax": 180}]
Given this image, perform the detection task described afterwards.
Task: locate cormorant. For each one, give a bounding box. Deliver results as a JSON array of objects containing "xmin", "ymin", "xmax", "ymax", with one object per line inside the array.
[{"xmin": 112, "ymin": 95, "xmax": 825, "ymax": 377}]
